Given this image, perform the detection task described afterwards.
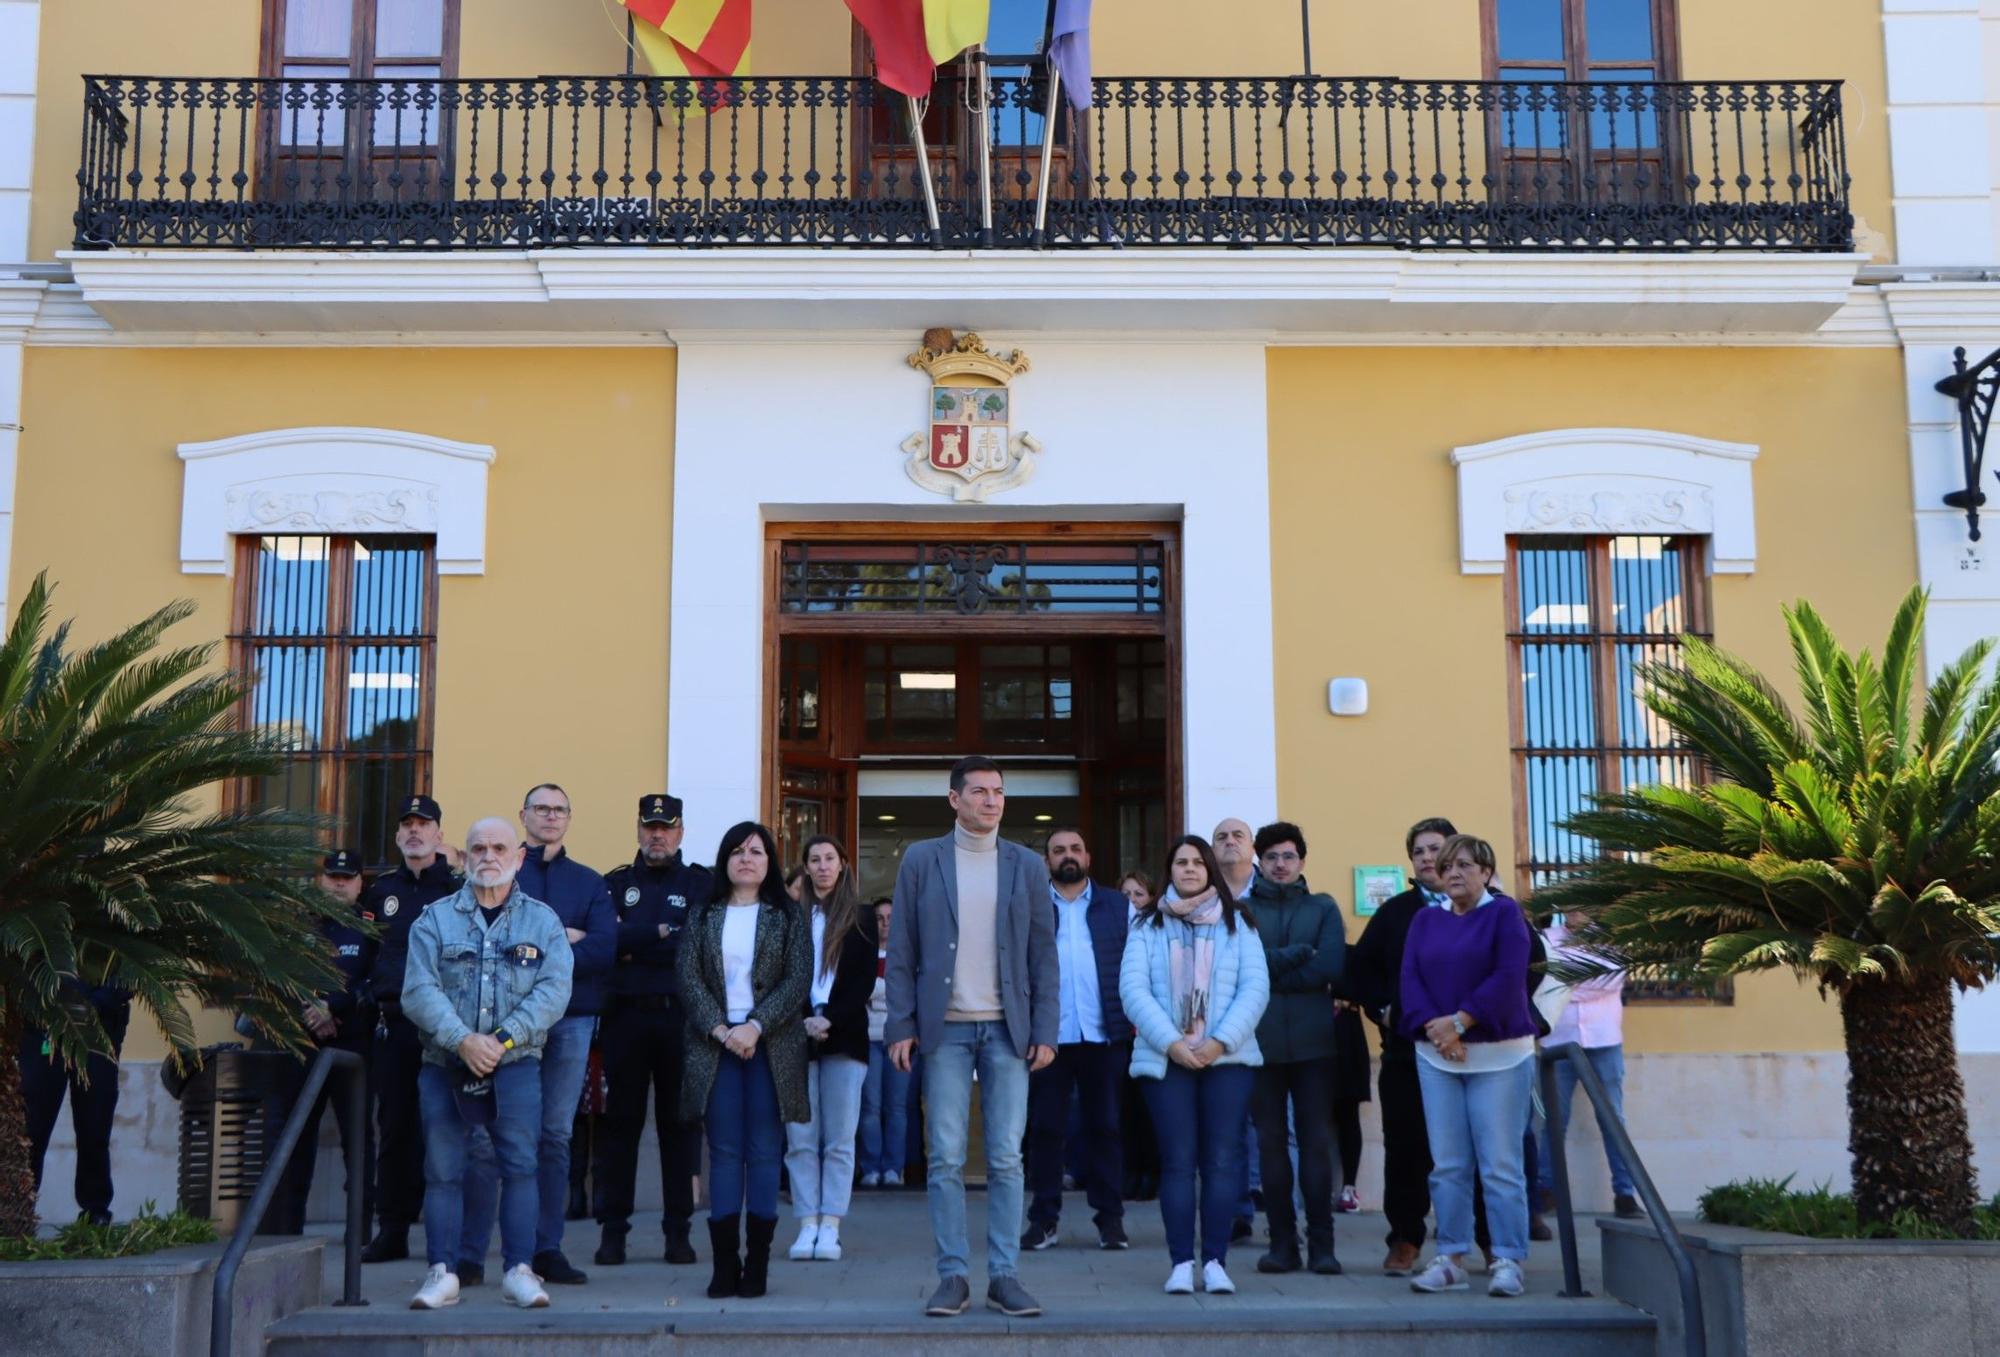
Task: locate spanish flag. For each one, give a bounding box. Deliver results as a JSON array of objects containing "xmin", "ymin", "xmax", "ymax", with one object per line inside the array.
[
  {"xmin": 622, "ymin": 0, "xmax": 752, "ymax": 82},
  {"xmin": 922, "ymin": 0, "xmax": 988, "ymax": 66}
]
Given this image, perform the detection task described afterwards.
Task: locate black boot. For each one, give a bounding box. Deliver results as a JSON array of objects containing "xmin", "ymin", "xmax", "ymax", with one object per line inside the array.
[
  {"xmin": 706, "ymin": 1216, "xmax": 742, "ymax": 1299},
  {"xmin": 664, "ymin": 1217, "xmax": 698, "ymax": 1266},
  {"xmin": 595, "ymin": 1225, "xmax": 627, "ymax": 1267},
  {"xmin": 738, "ymin": 1214, "xmax": 776, "ymax": 1298},
  {"xmin": 360, "ymin": 1225, "xmax": 408, "ymax": 1264},
  {"xmin": 1257, "ymin": 1228, "xmax": 1303, "ymax": 1274},
  {"xmin": 1307, "ymin": 1227, "xmax": 1343, "ymax": 1275}
]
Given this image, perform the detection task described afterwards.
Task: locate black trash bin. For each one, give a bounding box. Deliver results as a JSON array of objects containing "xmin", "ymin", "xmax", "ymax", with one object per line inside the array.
[{"xmin": 165, "ymin": 1044, "xmax": 309, "ymax": 1235}]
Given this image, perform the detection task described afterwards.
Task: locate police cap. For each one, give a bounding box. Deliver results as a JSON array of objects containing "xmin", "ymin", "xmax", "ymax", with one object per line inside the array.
[
  {"xmin": 638, "ymin": 794, "xmax": 683, "ymax": 826},
  {"xmin": 398, "ymin": 794, "xmax": 442, "ymax": 823},
  {"xmin": 321, "ymin": 849, "xmax": 362, "ymax": 877}
]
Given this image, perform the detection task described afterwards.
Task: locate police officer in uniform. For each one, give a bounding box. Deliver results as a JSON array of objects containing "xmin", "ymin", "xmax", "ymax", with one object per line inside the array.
[
  {"xmin": 20, "ymin": 979, "xmax": 131, "ymax": 1226},
  {"xmin": 594, "ymin": 794, "xmax": 712, "ymax": 1266},
  {"xmin": 361, "ymin": 794, "xmax": 461, "ymax": 1264},
  {"xmin": 281, "ymin": 849, "xmax": 379, "ymax": 1227}
]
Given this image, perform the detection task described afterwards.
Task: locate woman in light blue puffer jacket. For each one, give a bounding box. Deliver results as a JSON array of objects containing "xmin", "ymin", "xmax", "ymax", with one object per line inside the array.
[{"xmin": 1120, "ymin": 834, "xmax": 1271, "ymax": 1298}]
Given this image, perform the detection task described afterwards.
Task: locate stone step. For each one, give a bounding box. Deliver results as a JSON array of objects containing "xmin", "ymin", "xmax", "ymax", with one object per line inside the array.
[{"xmin": 265, "ymin": 1298, "xmax": 1655, "ymax": 1357}]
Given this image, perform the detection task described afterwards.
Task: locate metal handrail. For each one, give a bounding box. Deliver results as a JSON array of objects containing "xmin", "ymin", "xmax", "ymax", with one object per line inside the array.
[
  {"xmin": 210, "ymin": 1044, "xmax": 368, "ymax": 1357},
  {"xmin": 1540, "ymin": 1041, "xmax": 1705, "ymax": 1357}
]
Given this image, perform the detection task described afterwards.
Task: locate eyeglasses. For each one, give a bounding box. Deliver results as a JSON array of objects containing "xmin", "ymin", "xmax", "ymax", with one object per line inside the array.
[
  {"xmin": 527, "ymin": 805, "xmax": 571, "ymax": 817},
  {"xmin": 1260, "ymin": 850, "xmax": 1301, "ymax": 863}
]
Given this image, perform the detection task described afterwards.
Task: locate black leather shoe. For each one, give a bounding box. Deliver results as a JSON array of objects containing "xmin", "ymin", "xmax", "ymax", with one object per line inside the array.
[
  {"xmin": 1230, "ymin": 1215, "xmax": 1255, "ymax": 1243},
  {"xmin": 533, "ymin": 1248, "xmax": 589, "ymax": 1285},
  {"xmin": 664, "ymin": 1220, "xmax": 698, "ymax": 1265},
  {"xmin": 360, "ymin": 1228, "xmax": 408, "ymax": 1264},
  {"xmin": 594, "ymin": 1230, "xmax": 627, "ymax": 1267},
  {"xmin": 1614, "ymin": 1193, "xmax": 1645, "ymax": 1219},
  {"xmin": 455, "ymin": 1260, "xmax": 484, "ymax": 1287},
  {"xmin": 1257, "ymin": 1242, "xmax": 1303, "ymax": 1274}
]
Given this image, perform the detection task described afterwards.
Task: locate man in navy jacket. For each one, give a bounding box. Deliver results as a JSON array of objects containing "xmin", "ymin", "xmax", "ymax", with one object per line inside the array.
[
  {"xmin": 457, "ymin": 783, "xmax": 616, "ymax": 1287},
  {"xmin": 1021, "ymin": 827, "xmax": 1134, "ymax": 1252}
]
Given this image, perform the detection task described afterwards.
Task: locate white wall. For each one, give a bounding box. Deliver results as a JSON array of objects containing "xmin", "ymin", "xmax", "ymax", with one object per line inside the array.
[{"xmin": 665, "ymin": 336, "xmax": 1278, "ymax": 854}]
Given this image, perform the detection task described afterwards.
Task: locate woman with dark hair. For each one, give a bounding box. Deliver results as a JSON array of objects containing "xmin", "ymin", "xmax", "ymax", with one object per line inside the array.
[
  {"xmin": 1119, "ymin": 834, "xmax": 1271, "ymax": 1296},
  {"xmin": 1399, "ymin": 833, "xmax": 1537, "ymax": 1300},
  {"xmin": 679, "ymin": 821, "xmax": 813, "ymax": 1300},
  {"xmin": 784, "ymin": 835, "xmax": 877, "ymax": 1262}
]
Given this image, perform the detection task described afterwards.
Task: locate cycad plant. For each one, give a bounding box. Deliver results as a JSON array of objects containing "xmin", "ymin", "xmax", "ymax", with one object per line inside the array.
[
  {"xmin": 0, "ymin": 575, "xmax": 345, "ymax": 1237},
  {"xmin": 1538, "ymin": 587, "xmax": 2000, "ymax": 1236}
]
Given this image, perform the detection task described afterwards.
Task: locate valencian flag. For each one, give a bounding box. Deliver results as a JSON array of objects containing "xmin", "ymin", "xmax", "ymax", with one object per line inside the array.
[{"xmin": 621, "ymin": 0, "xmax": 752, "ymax": 82}]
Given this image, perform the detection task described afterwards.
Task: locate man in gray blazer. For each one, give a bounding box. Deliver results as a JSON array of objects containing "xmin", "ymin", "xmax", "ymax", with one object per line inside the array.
[{"xmin": 886, "ymin": 755, "xmax": 1058, "ymax": 1320}]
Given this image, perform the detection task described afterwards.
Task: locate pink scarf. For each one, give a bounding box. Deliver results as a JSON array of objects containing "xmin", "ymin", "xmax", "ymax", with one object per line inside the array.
[{"xmin": 1162, "ymin": 886, "xmax": 1223, "ymax": 1043}]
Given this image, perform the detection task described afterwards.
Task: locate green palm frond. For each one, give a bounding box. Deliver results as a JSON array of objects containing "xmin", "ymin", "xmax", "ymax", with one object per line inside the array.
[
  {"xmin": 0, "ymin": 573, "xmax": 342, "ymax": 1075},
  {"xmin": 1539, "ymin": 586, "xmax": 2000, "ymax": 996}
]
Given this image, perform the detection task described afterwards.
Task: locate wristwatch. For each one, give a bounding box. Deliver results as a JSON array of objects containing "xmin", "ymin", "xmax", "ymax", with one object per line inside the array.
[{"xmin": 1451, "ymin": 1016, "xmax": 1467, "ymax": 1037}]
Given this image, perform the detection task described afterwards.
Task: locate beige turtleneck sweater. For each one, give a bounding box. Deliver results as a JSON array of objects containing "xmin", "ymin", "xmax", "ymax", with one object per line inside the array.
[{"xmin": 945, "ymin": 821, "xmax": 1003, "ymax": 1021}]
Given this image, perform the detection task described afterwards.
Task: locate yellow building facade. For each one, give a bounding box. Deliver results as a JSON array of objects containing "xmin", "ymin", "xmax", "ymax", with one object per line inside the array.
[{"xmin": 3, "ymin": 0, "xmax": 1997, "ymax": 1217}]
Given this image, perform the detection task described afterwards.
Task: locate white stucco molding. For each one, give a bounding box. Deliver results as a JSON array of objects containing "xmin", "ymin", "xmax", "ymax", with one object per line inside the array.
[
  {"xmin": 176, "ymin": 426, "xmax": 495, "ymax": 576},
  {"xmin": 1450, "ymin": 427, "xmax": 1760, "ymax": 576}
]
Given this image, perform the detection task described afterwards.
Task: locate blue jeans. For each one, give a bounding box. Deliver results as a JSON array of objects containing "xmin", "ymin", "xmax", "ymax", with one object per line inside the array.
[
  {"xmin": 1141, "ymin": 1063, "xmax": 1254, "ymax": 1266},
  {"xmin": 860, "ymin": 1040, "xmax": 913, "ymax": 1176},
  {"xmin": 707, "ymin": 1044, "xmax": 784, "ymax": 1220},
  {"xmin": 1419, "ymin": 1056, "xmax": 1535, "ymax": 1261},
  {"xmin": 418, "ymin": 1060, "xmax": 542, "ymax": 1271},
  {"xmin": 923, "ymin": 1020, "xmax": 1030, "ymax": 1280},
  {"xmin": 1538, "ymin": 1044, "xmax": 1635, "ymax": 1197},
  {"xmin": 461, "ymin": 1013, "xmax": 594, "ymax": 1262},
  {"xmin": 785, "ymin": 1054, "xmax": 868, "ymax": 1218},
  {"xmin": 1237, "ymin": 1120, "xmax": 1259, "ymax": 1217}
]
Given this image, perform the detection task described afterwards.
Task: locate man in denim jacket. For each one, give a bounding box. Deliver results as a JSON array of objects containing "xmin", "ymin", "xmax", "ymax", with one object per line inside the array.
[{"xmin": 402, "ymin": 816, "xmax": 574, "ymax": 1311}]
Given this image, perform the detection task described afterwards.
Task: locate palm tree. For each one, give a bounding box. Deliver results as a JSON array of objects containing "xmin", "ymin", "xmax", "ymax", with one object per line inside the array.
[
  {"xmin": 0, "ymin": 575, "xmax": 345, "ymax": 1236},
  {"xmin": 1536, "ymin": 587, "xmax": 2000, "ymax": 1236}
]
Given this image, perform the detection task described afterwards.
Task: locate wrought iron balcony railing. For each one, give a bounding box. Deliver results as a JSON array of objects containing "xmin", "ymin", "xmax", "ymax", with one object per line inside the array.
[{"xmin": 74, "ymin": 73, "xmax": 1851, "ymax": 252}]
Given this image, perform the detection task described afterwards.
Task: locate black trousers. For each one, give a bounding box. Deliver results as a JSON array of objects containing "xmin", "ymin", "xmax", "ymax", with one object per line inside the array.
[
  {"xmin": 1252, "ymin": 1056, "xmax": 1337, "ymax": 1246},
  {"xmin": 1027, "ymin": 1039, "xmax": 1125, "ymax": 1228},
  {"xmin": 20, "ymin": 1004, "xmax": 129, "ymax": 1217},
  {"xmin": 371, "ymin": 1011, "xmax": 425, "ymax": 1231},
  {"xmin": 596, "ymin": 999, "xmax": 700, "ymax": 1232},
  {"xmin": 283, "ymin": 1028, "xmax": 374, "ymax": 1229},
  {"xmin": 1377, "ymin": 1056, "xmax": 1432, "ymax": 1248}
]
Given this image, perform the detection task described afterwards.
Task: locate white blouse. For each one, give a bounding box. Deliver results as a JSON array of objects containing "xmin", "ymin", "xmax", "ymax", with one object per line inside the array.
[{"xmin": 721, "ymin": 903, "xmax": 760, "ymax": 1024}]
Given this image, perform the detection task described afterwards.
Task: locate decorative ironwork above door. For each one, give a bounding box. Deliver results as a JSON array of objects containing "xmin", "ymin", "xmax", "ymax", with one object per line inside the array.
[{"xmin": 778, "ymin": 539, "xmax": 1165, "ymax": 616}]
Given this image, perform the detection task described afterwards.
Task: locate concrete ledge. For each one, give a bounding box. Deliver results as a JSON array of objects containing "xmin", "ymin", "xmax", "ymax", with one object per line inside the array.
[
  {"xmin": 0, "ymin": 1234, "xmax": 324, "ymax": 1357},
  {"xmin": 1600, "ymin": 1216, "xmax": 2000, "ymax": 1357}
]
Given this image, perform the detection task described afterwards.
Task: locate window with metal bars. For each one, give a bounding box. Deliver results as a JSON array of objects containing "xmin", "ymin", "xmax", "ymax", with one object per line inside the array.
[
  {"xmin": 1508, "ymin": 534, "xmax": 1721, "ymax": 1001},
  {"xmin": 230, "ymin": 534, "xmax": 437, "ymax": 870}
]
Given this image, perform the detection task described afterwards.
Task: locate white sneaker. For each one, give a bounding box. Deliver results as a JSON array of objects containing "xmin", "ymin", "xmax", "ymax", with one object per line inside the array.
[
  {"xmin": 860, "ymin": 1172, "xmax": 882, "ymax": 1188},
  {"xmin": 882, "ymin": 1170, "xmax": 903, "ymax": 1187},
  {"xmin": 502, "ymin": 1262, "xmax": 549, "ymax": 1308},
  {"xmin": 1410, "ymin": 1255, "xmax": 1471, "ymax": 1293},
  {"xmin": 1488, "ymin": 1258, "xmax": 1526, "ymax": 1297},
  {"xmin": 409, "ymin": 1263, "xmax": 459, "ymax": 1310},
  {"xmin": 1202, "ymin": 1260, "xmax": 1236, "ymax": 1294},
  {"xmin": 789, "ymin": 1216, "xmax": 821, "ymax": 1261},
  {"xmin": 1163, "ymin": 1261, "xmax": 1195, "ymax": 1294},
  {"xmin": 814, "ymin": 1218, "xmax": 843, "ymax": 1261}
]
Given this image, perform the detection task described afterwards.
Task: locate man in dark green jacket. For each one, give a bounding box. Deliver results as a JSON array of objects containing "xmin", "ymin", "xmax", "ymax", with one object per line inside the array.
[{"xmin": 1248, "ymin": 821, "xmax": 1347, "ymax": 1277}]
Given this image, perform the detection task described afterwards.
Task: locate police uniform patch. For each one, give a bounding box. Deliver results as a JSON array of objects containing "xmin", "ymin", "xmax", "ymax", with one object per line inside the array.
[
  {"xmin": 624, "ymin": 886, "xmax": 641, "ymax": 906},
  {"xmin": 383, "ymin": 895, "xmax": 400, "ymax": 918}
]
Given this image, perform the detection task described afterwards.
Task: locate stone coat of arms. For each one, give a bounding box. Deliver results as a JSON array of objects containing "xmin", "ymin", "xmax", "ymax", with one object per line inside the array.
[{"xmin": 902, "ymin": 330, "xmax": 1042, "ymax": 502}]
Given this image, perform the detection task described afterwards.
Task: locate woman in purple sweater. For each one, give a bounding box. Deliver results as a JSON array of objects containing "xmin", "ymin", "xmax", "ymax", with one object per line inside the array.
[{"xmin": 1397, "ymin": 834, "xmax": 1536, "ymax": 1298}]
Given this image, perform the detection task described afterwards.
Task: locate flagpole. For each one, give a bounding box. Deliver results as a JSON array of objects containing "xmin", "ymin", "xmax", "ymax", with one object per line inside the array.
[
  {"xmin": 907, "ymin": 95, "xmax": 946, "ymax": 249},
  {"xmin": 972, "ymin": 46, "xmax": 995, "ymax": 248},
  {"xmin": 1032, "ymin": 67, "xmax": 1061, "ymax": 247}
]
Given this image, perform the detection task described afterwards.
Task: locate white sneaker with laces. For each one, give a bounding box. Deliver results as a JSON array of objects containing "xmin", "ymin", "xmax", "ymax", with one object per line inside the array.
[
  {"xmin": 502, "ymin": 1262, "xmax": 549, "ymax": 1308},
  {"xmin": 789, "ymin": 1216, "xmax": 821, "ymax": 1261},
  {"xmin": 1488, "ymin": 1258, "xmax": 1526, "ymax": 1297},
  {"xmin": 1164, "ymin": 1261, "xmax": 1195, "ymax": 1294},
  {"xmin": 860, "ymin": 1172, "xmax": 881, "ymax": 1188},
  {"xmin": 409, "ymin": 1263, "xmax": 459, "ymax": 1310},
  {"xmin": 813, "ymin": 1219, "xmax": 843, "ymax": 1261},
  {"xmin": 1410, "ymin": 1255, "xmax": 1470, "ymax": 1293},
  {"xmin": 882, "ymin": 1170, "xmax": 903, "ymax": 1187},
  {"xmin": 1202, "ymin": 1260, "xmax": 1236, "ymax": 1294}
]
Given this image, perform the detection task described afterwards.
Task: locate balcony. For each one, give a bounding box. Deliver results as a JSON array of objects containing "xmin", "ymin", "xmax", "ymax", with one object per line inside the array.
[{"xmin": 73, "ymin": 73, "xmax": 1851, "ymax": 254}]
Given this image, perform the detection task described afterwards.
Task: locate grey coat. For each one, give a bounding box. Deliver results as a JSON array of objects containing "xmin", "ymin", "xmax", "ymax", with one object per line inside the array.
[
  {"xmin": 677, "ymin": 896, "xmax": 814, "ymax": 1125},
  {"xmin": 884, "ymin": 833, "xmax": 1059, "ymax": 1059}
]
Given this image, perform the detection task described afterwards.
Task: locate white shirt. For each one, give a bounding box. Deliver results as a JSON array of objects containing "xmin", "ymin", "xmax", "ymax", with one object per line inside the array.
[
  {"xmin": 1545, "ymin": 922, "xmax": 1625, "ymax": 1049},
  {"xmin": 721, "ymin": 903, "xmax": 760, "ymax": 1024},
  {"xmin": 1055, "ymin": 882, "xmax": 1105, "ymax": 1044},
  {"xmin": 809, "ymin": 906, "xmax": 836, "ymax": 1008},
  {"xmin": 1415, "ymin": 890, "xmax": 1536, "ymax": 1074}
]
